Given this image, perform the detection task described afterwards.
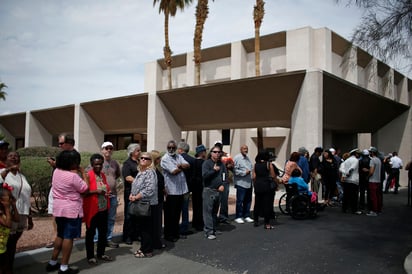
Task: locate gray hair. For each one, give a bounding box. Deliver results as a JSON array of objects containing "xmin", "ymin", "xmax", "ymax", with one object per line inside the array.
[
  {"xmin": 127, "ymin": 143, "xmax": 140, "ymax": 156},
  {"xmin": 177, "ymin": 141, "xmax": 190, "ymax": 153}
]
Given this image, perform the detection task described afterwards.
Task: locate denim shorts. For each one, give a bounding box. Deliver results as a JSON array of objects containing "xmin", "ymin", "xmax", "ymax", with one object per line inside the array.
[{"xmin": 55, "ymin": 217, "xmax": 82, "ymax": 239}]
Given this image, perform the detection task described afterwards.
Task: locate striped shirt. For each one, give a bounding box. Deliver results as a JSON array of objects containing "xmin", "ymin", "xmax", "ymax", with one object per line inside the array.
[{"xmin": 161, "ymin": 153, "xmax": 189, "ymax": 195}]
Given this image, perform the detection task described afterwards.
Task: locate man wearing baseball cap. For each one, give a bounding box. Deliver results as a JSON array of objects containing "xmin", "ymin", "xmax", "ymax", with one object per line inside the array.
[{"xmin": 100, "ymin": 141, "xmax": 121, "ymax": 247}]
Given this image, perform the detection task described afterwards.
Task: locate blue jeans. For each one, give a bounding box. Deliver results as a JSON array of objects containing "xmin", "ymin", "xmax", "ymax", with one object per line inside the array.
[
  {"xmin": 235, "ymin": 185, "xmax": 252, "ymax": 219},
  {"xmin": 94, "ymin": 195, "xmax": 118, "ymax": 242}
]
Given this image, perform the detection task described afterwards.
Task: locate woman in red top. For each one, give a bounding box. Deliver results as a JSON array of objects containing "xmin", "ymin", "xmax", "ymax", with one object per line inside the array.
[{"xmin": 83, "ymin": 154, "xmax": 112, "ymax": 265}]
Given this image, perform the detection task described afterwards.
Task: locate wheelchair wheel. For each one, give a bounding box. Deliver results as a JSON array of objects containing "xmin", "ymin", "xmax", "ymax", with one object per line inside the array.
[
  {"xmin": 290, "ymin": 195, "xmax": 309, "ymax": 220},
  {"xmin": 278, "ymin": 192, "xmax": 290, "ymax": 215}
]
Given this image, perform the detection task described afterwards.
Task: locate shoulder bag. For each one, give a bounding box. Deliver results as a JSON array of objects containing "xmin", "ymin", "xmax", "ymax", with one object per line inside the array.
[{"xmin": 128, "ymin": 200, "xmax": 151, "ymax": 217}]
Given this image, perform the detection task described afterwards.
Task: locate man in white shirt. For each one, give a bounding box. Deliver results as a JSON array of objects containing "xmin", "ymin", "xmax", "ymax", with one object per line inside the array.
[
  {"xmin": 384, "ymin": 151, "xmax": 403, "ymax": 194},
  {"xmin": 233, "ymin": 145, "xmax": 254, "ymax": 224}
]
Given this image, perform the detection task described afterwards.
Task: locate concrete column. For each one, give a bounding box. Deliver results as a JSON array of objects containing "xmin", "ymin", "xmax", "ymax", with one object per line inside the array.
[
  {"xmin": 357, "ymin": 133, "xmax": 371, "ymax": 150},
  {"xmin": 383, "ymin": 69, "xmax": 395, "ymax": 100},
  {"xmin": 286, "ymin": 27, "xmax": 312, "ymax": 72},
  {"xmin": 145, "ymin": 61, "xmax": 181, "ymax": 151},
  {"xmin": 25, "ymin": 111, "xmax": 52, "ymax": 147},
  {"xmin": 372, "ymin": 109, "xmax": 411, "ymax": 186},
  {"xmin": 291, "ymin": 70, "xmax": 323, "ymax": 151},
  {"xmin": 342, "ymin": 46, "xmax": 358, "ymax": 84},
  {"xmin": 365, "ymin": 58, "xmax": 378, "ymax": 93},
  {"xmin": 231, "ymin": 41, "xmax": 247, "ymax": 80},
  {"xmin": 397, "ymin": 75, "xmax": 409, "ymax": 105},
  {"xmin": 74, "ymin": 104, "xmax": 103, "ymax": 152},
  {"xmin": 312, "ymin": 28, "xmax": 332, "ymax": 72}
]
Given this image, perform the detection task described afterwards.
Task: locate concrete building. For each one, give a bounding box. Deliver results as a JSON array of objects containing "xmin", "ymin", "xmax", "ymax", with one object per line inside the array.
[{"xmin": 0, "ymin": 26, "xmax": 411, "ymax": 182}]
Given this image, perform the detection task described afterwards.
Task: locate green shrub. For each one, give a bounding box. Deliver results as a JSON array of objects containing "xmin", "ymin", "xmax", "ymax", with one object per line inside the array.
[{"xmin": 16, "ymin": 147, "xmax": 128, "ymax": 215}]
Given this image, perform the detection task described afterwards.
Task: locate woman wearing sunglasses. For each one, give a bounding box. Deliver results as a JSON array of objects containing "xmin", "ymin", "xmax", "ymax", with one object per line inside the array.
[{"xmin": 129, "ymin": 152, "xmax": 158, "ymax": 258}]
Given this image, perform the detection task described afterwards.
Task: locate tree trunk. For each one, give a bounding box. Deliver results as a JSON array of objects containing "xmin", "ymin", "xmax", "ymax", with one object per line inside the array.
[
  {"xmin": 164, "ymin": 11, "xmax": 172, "ymax": 89},
  {"xmin": 194, "ymin": 0, "xmax": 208, "ymax": 85}
]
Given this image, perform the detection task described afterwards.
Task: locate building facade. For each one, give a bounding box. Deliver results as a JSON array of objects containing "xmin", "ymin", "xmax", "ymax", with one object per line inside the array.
[{"xmin": 0, "ymin": 26, "xmax": 411, "ymax": 182}]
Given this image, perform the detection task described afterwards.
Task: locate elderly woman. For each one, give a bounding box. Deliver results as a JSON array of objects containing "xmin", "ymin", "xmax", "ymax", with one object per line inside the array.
[
  {"xmin": 83, "ymin": 154, "xmax": 112, "ymax": 265},
  {"xmin": 0, "ymin": 151, "xmax": 33, "ymax": 271},
  {"xmin": 129, "ymin": 152, "xmax": 158, "ymax": 258},
  {"xmin": 121, "ymin": 143, "xmax": 141, "ymax": 245}
]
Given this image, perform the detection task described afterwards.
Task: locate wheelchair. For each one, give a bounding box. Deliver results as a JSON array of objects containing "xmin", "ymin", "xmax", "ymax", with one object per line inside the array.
[{"xmin": 278, "ymin": 183, "xmax": 318, "ymax": 220}]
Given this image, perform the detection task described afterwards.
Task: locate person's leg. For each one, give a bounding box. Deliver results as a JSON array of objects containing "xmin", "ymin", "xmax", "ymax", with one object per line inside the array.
[
  {"xmin": 263, "ymin": 192, "xmax": 272, "ymax": 226},
  {"xmin": 151, "ymin": 204, "xmax": 163, "ymax": 249},
  {"xmin": 61, "ymin": 239, "xmax": 74, "ymax": 266},
  {"xmin": 174, "ymin": 195, "xmax": 184, "ymax": 239},
  {"xmin": 385, "ymin": 172, "xmax": 394, "ymax": 193},
  {"xmin": 253, "ymin": 193, "xmax": 262, "ymax": 224},
  {"xmin": 235, "ymin": 186, "xmax": 246, "ymax": 219},
  {"xmin": 123, "ymin": 190, "xmax": 131, "ymax": 242},
  {"xmin": 96, "ymin": 210, "xmax": 108, "ymax": 258},
  {"xmin": 138, "ymin": 215, "xmax": 153, "ymax": 254},
  {"xmin": 218, "ymin": 182, "xmax": 229, "ymax": 222},
  {"xmin": 180, "ymin": 192, "xmax": 190, "ymax": 234},
  {"xmin": 394, "ymin": 169, "xmax": 400, "ymax": 193},
  {"xmin": 202, "ymin": 188, "xmax": 214, "ymax": 237},
  {"xmin": 107, "ymin": 195, "xmax": 118, "ymax": 242},
  {"xmin": 191, "ymin": 188, "xmax": 204, "ymax": 230},
  {"xmin": 368, "ymin": 183, "xmax": 378, "ymax": 213},
  {"xmin": 244, "ymin": 187, "xmax": 253, "ymax": 218},
  {"xmin": 85, "ymin": 215, "xmax": 98, "ymax": 260},
  {"xmin": 6, "ymin": 231, "xmax": 23, "ymax": 268},
  {"xmin": 163, "ymin": 194, "xmax": 173, "ymax": 240},
  {"xmin": 342, "ymin": 182, "xmax": 348, "ymax": 212}
]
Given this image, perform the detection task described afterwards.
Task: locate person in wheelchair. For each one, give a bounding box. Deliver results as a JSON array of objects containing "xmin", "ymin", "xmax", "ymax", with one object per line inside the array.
[{"xmin": 288, "ymin": 168, "xmax": 325, "ymax": 213}]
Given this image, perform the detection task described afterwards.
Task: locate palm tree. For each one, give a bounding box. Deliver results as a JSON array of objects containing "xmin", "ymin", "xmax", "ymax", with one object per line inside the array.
[
  {"xmin": 254, "ymin": 0, "xmax": 265, "ymax": 150},
  {"xmin": 0, "ymin": 82, "xmax": 7, "ymax": 101},
  {"xmin": 153, "ymin": 0, "xmax": 193, "ymax": 89},
  {"xmin": 193, "ymin": 0, "xmax": 213, "ymax": 85}
]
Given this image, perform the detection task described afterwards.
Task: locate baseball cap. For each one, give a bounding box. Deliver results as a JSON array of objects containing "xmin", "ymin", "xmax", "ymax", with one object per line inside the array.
[{"xmin": 101, "ymin": 141, "xmax": 114, "ymax": 149}]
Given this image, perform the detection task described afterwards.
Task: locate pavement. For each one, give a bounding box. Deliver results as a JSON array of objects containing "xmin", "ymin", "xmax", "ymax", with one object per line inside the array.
[{"xmin": 14, "ymin": 186, "xmax": 412, "ymax": 274}]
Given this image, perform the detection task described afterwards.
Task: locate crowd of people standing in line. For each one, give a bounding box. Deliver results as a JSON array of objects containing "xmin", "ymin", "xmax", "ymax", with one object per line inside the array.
[{"xmin": 0, "ymin": 136, "xmax": 410, "ymax": 274}]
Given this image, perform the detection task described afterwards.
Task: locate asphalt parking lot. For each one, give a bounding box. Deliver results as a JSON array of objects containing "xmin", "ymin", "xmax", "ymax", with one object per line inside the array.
[{"xmin": 15, "ymin": 188, "xmax": 412, "ymax": 274}]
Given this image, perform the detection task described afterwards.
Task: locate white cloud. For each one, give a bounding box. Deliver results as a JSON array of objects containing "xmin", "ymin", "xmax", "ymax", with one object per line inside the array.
[{"xmin": 0, "ymin": 0, "xmax": 378, "ymax": 115}]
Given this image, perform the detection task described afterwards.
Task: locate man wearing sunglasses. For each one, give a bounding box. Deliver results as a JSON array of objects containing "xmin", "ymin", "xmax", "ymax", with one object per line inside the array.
[{"xmin": 161, "ymin": 140, "xmax": 190, "ymax": 242}]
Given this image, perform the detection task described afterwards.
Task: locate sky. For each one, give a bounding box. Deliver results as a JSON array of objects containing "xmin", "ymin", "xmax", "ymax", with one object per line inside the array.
[{"xmin": 0, "ymin": 0, "xmax": 368, "ymax": 115}]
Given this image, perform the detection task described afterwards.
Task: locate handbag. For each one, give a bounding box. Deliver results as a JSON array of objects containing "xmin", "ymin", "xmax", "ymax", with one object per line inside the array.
[{"xmin": 128, "ymin": 200, "xmax": 151, "ymax": 217}]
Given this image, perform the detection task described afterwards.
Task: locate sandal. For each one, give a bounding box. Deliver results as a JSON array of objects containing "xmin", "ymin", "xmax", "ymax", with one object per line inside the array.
[
  {"xmin": 97, "ymin": 254, "xmax": 113, "ymax": 261},
  {"xmin": 45, "ymin": 241, "xmax": 54, "ymax": 248},
  {"xmin": 88, "ymin": 258, "xmax": 98, "ymax": 265},
  {"xmin": 134, "ymin": 250, "xmax": 153, "ymax": 258},
  {"xmin": 264, "ymin": 225, "xmax": 275, "ymax": 230}
]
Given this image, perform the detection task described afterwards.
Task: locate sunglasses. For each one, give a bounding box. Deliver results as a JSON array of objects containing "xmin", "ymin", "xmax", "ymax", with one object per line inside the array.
[
  {"xmin": 140, "ymin": 157, "xmax": 152, "ymax": 161},
  {"xmin": 167, "ymin": 146, "xmax": 176, "ymax": 150},
  {"xmin": 104, "ymin": 147, "xmax": 114, "ymax": 151},
  {"xmin": 211, "ymin": 151, "xmax": 221, "ymax": 154}
]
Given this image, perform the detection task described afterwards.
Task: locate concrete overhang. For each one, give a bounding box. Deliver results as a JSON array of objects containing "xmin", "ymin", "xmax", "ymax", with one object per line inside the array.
[
  {"xmin": 323, "ymin": 71, "xmax": 410, "ymax": 133},
  {"xmin": 0, "ymin": 112, "xmax": 26, "ymax": 137},
  {"xmin": 157, "ymin": 71, "xmax": 306, "ymax": 131},
  {"xmin": 31, "ymin": 105, "xmax": 75, "ymax": 135},
  {"xmin": 81, "ymin": 93, "xmax": 148, "ymax": 134}
]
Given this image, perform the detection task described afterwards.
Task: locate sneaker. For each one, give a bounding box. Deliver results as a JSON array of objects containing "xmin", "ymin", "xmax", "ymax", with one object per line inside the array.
[
  {"xmin": 206, "ymin": 234, "xmax": 216, "ymax": 240},
  {"xmin": 244, "ymin": 217, "xmax": 254, "ymax": 223},
  {"xmin": 366, "ymin": 211, "xmax": 378, "ymax": 217},
  {"xmin": 46, "ymin": 262, "xmax": 60, "ymax": 272},
  {"xmin": 106, "ymin": 241, "xmax": 119, "ymax": 248},
  {"xmin": 234, "ymin": 218, "xmax": 244, "ymax": 224},
  {"xmin": 353, "ymin": 211, "xmax": 362, "ymax": 215},
  {"xmin": 58, "ymin": 267, "xmax": 79, "ymax": 274}
]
